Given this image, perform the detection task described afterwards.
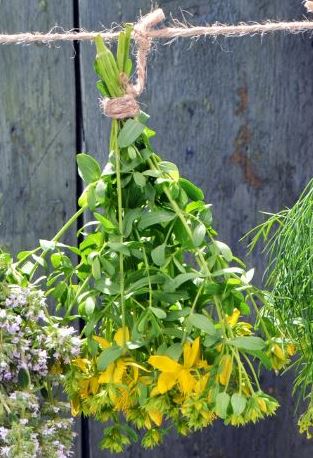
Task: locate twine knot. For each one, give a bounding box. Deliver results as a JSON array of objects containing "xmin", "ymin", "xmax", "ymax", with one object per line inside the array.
[
  {"xmin": 305, "ymin": 1, "xmax": 313, "ymax": 12},
  {"xmin": 101, "ymin": 9, "xmax": 165, "ymax": 119}
]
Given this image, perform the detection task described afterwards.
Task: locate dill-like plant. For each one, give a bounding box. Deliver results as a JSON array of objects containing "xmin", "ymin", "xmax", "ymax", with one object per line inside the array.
[{"xmin": 247, "ymin": 179, "xmax": 313, "ymax": 436}]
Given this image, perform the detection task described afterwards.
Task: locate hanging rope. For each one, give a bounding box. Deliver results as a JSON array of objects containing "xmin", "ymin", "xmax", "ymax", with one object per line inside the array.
[{"xmin": 1, "ymin": 8, "xmax": 313, "ymax": 45}]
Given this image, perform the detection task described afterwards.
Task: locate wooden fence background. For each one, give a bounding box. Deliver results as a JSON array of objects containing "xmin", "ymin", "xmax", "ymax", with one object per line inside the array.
[{"xmin": 1, "ymin": 0, "xmax": 313, "ymax": 457}]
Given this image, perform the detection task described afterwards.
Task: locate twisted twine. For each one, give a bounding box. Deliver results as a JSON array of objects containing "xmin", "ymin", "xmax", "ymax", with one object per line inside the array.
[
  {"xmin": 2, "ymin": 6, "xmax": 313, "ymax": 118},
  {"xmin": 100, "ymin": 9, "xmax": 165, "ymax": 119}
]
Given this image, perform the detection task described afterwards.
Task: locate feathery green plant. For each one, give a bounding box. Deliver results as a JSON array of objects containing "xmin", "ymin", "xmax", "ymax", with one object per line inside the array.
[{"xmin": 247, "ymin": 178, "xmax": 313, "ymax": 437}]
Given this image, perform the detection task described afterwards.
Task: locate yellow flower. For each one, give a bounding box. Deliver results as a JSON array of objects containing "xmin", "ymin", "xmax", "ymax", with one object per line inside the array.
[
  {"xmin": 72, "ymin": 358, "xmax": 90, "ymax": 372},
  {"xmin": 218, "ymin": 354, "xmax": 233, "ymax": 386},
  {"xmin": 70, "ymin": 397, "xmax": 81, "ymax": 416},
  {"xmin": 148, "ymin": 337, "xmax": 201, "ymax": 395},
  {"xmin": 78, "ymin": 375, "xmax": 99, "ymax": 398},
  {"xmin": 226, "ymin": 308, "xmax": 240, "ymax": 327},
  {"xmin": 226, "ymin": 308, "xmax": 252, "ymax": 336},
  {"xmin": 148, "ymin": 409, "xmax": 163, "ymax": 427},
  {"xmin": 93, "ymin": 326, "xmax": 130, "ymax": 349},
  {"xmin": 287, "ymin": 343, "xmax": 296, "ymax": 356}
]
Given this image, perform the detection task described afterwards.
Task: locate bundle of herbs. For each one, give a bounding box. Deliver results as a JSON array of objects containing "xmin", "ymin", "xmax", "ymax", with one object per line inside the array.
[
  {"xmin": 246, "ymin": 179, "xmax": 313, "ymax": 438},
  {"xmin": 0, "ymin": 251, "xmax": 79, "ymax": 457},
  {"xmin": 11, "ymin": 26, "xmax": 290, "ymax": 453}
]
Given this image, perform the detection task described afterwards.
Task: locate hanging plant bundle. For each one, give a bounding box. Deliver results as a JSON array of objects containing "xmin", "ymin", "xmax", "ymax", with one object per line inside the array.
[
  {"xmin": 0, "ymin": 251, "xmax": 79, "ymax": 458},
  {"xmin": 247, "ymin": 179, "xmax": 313, "ymax": 438},
  {"xmin": 10, "ymin": 24, "xmax": 289, "ymax": 453}
]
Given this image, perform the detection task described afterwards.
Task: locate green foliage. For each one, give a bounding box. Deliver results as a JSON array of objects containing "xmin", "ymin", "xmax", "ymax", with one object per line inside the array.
[
  {"xmin": 11, "ymin": 26, "xmax": 283, "ymax": 454},
  {"xmin": 246, "ymin": 179, "xmax": 313, "ymax": 436}
]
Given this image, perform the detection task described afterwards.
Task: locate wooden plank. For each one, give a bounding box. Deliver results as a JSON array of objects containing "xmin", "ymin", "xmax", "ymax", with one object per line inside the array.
[
  {"xmin": 0, "ymin": 2, "xmax": 81, "ymax": 456},
  {"xmin": 79, "ymin": 0, "xmax": 313, "ymax": 456}
]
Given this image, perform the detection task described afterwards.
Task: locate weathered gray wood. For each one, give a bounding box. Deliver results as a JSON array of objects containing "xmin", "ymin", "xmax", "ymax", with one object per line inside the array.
[
  {"xmin": 78, "ymin": 1, "xmax": 313, "ymax": 457},
  {"xmin": 0, "ymin": 1, "xmax": 80, "ymax": 456}
]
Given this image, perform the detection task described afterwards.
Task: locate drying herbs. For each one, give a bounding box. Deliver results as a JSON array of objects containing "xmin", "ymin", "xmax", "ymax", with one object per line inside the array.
[
  {"xmin": 11, "ymin": 27, "xmax": 288, "ymax": 453},
  {"xmin": 247, "ymin": 179, "xmax": 313, "ymax": 438},
  {"xmin": 0, "ymin": 251, "xmax": 79, "ymax": 458}
]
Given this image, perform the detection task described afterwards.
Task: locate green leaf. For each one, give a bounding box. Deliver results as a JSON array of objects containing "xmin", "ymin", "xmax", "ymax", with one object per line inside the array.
[
  {"xmin": 215, "ymin": 392, "xmax": 230, "ymax": 419},
  {"xmin": 32, "ymin": 254, "xmax": 46, "ymax": 267},
  {"xmin": 101, "ymin": 258, "xmax": 115, "ymax": 276},
  {"xmin": 95, "ymin": 278, "xmax": 120, "ymax": 295},
  {"xmin": 165, "ymin": 343, "xmax": 182, "ymax": 360},
  {"xmin": 165, "ymin": 307, "xmax": 191, "ymax": 321},
  {"xmin": 241, "ymin": 268, "xmax": 255, "ymax": 284},
  {"xmin": 39, "ymin": 239, "xmax": 56, "ymax": 251},
  {"xmin": 164, "ymin": 272, "xmax": 199, "ymax": 292},
  {"xmin": 179, "ymin": 178, "xmax": 204, "ymax": 201},
  {"xmin": 203, "ymin": 334, "xmax": 221, "ymax": 347},
  {"xmin": 214, "ymin": 241, "xmax": 233, "ymax": 262},
  {"xmin": 94, "ymin": 213, "xmax": 116, "ymax": 232},
  {"xmin": 108, "ymin": 242, "xmax": 131, "ymax": 256},
  {"xmin": 212, "ymin": 267, "xmax": 244, "ymax": 277},
  {"xmin": 17, "ymin": 250, "xmax": 34, "ymax": 261},
  {"xmin": 231, "ymin": 393, "xmax": 246, "ymax": 416},
  {"xmin": 18, "ymin": 368, "xmax": 31, "ymax": 389},
  {"xmin": 159, "ymin": 161, "xmax": 179, "ymax": 181},
  {"xmin": 185, "ymin": 201, "xmax": 206, "ymax": 213},
  {"xmin": 95, "ymin": 180, "xmax": 106, "ymax": 200},
  {"xmin": 133, "ymin": 171, "xmax": 146, "ymax": 187},
  {"xmin": 150, "ymin": 307, "xmax": 167, "ymax": 319},
  {"xmin": 97, "ymin": 346, "xmax": 123, "ymax": 370},
  {"xmin": 123, "ymin": 208, "xmax": 141, "ymax": 237},
  {"xmin": 77, "ymin": 153, "xmax": 101, "ymax": 184},
  {"xmin": 92, "ymin": 257, "xmax": 101, "ymax": 280},
  {"xmin": 151, "ymin": 244, "xmax": 166, "ymax": 266},
  {"xmin": 193, "ymin": 223, "xmax": 206, "ymax": 247},
  {"xmin": 117, "ymin": 119, "xmax": 145, "ymax": 148},
  {"xmin": 228, "ymin": 336, "xmax": 266, "ymax": 351},
  {"xmin": 50, "ymin": 253, "xmax": 62, "ymax": 268},
  {"xmin": 51, "ymin": 281, "xmax": 67, "ymax": 300},
  {"xmin": 138, "ymin": 210, "xmax": 176, "ymax": 230},
  {"xmin": 188, "ymin": 313, "xmax": 216, "ymax": 335},
  {"xmin": 85, "ymin": 296, "xmax": 96, "ymax": 316},
  {"xmin": 87, "ymin": 186, "xmax": 97, "ymax": 211}
]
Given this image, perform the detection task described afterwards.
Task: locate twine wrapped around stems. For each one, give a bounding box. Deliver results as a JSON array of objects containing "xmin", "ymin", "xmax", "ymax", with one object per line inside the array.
[
  {"xmin": 305, "ymin": 2, "xmax": 313, "ymax": 13},
  {"xmin": 100, "ymin": 9, "xmax": 165, "ymax": 119}
]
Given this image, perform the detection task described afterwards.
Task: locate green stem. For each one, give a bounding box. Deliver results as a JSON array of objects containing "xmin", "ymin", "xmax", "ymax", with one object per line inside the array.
[
  {"xmin": 248, "ymin": 292, "xmax": 271, "ymax": 340},
  {"xmin": 182, "ymin": 283, "xmax": 204, "ymax": 343},
  {"xmin": 28, "ymin": 206, "xmax": 86, "ymax": 281},
  {"xmin": 111, "ymin": 119, "xmax": 126, "ymax": 348},
  {"xmin": 135, "ymin": 228, "xmax": 152, "ymax": 308},
  {"xmin": 241, "ymin": 351, "xmax": 261, "ymax": 392}
]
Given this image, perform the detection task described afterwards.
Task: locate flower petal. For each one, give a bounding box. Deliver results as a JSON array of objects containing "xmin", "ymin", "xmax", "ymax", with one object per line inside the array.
[
  {"xmin": 98, "ymin": 362, "xmax": 115, "ymax": 384},
  {"xmin": 177, "ymin": 369, "xmax": 196, "ymax": 394},
  {"xmin": 218, "ymin": 354, "xmax": 233, "ymax": 386},
  {"xmin": 113, "ymin": 360, "xmax": 126, "ymax": 384},
  {"xmin": 157, "ymin": 371, "xmax": 178, "ymax": 393},
  {"xmin": 72, "ymin": 358, "xmax": 89, "ymax": 372},
  {"xmin": 148, "ymin": 355, "xmax": 181, "ymax": 373},
  {"xmin": 93, "ymin": 335, "xmax": 110, "ymax": 349},
  {"xmin": 148, "ymin": 409, "xmax": 163, "ymax": 426},
  {"xmin": 183, "ymin": 337, "xmax": 200, "ymax": 369},
  {"xmin": 226, "ymin": 308, "xmax": 240, "ymax": 327},
  {"xmin": 114, "ymin": 327, "xmax": 130, "ymax": 347},
  {"xmin": 90, "ymin": 376, "xmax": 99, "ymax": 395}
]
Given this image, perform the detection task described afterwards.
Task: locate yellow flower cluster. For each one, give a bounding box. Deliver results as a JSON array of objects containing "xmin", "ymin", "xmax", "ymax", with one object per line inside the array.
[{"xmin": 65, "ymin": 315, "xmax": 279, "ymax": 452}]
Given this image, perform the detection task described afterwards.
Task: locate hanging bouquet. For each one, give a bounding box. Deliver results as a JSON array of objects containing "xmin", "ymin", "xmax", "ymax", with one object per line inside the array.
[
  {"xmin": 9, "ymin": 23, "xmax": 291, "ymax": 453},
  {"xmin": 1, "ymin": 10, "xmax": 304, "ymax": 455},
  {"xmin": 0, "ymin": 251, "xmax": 79, "ymax": 458}
]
